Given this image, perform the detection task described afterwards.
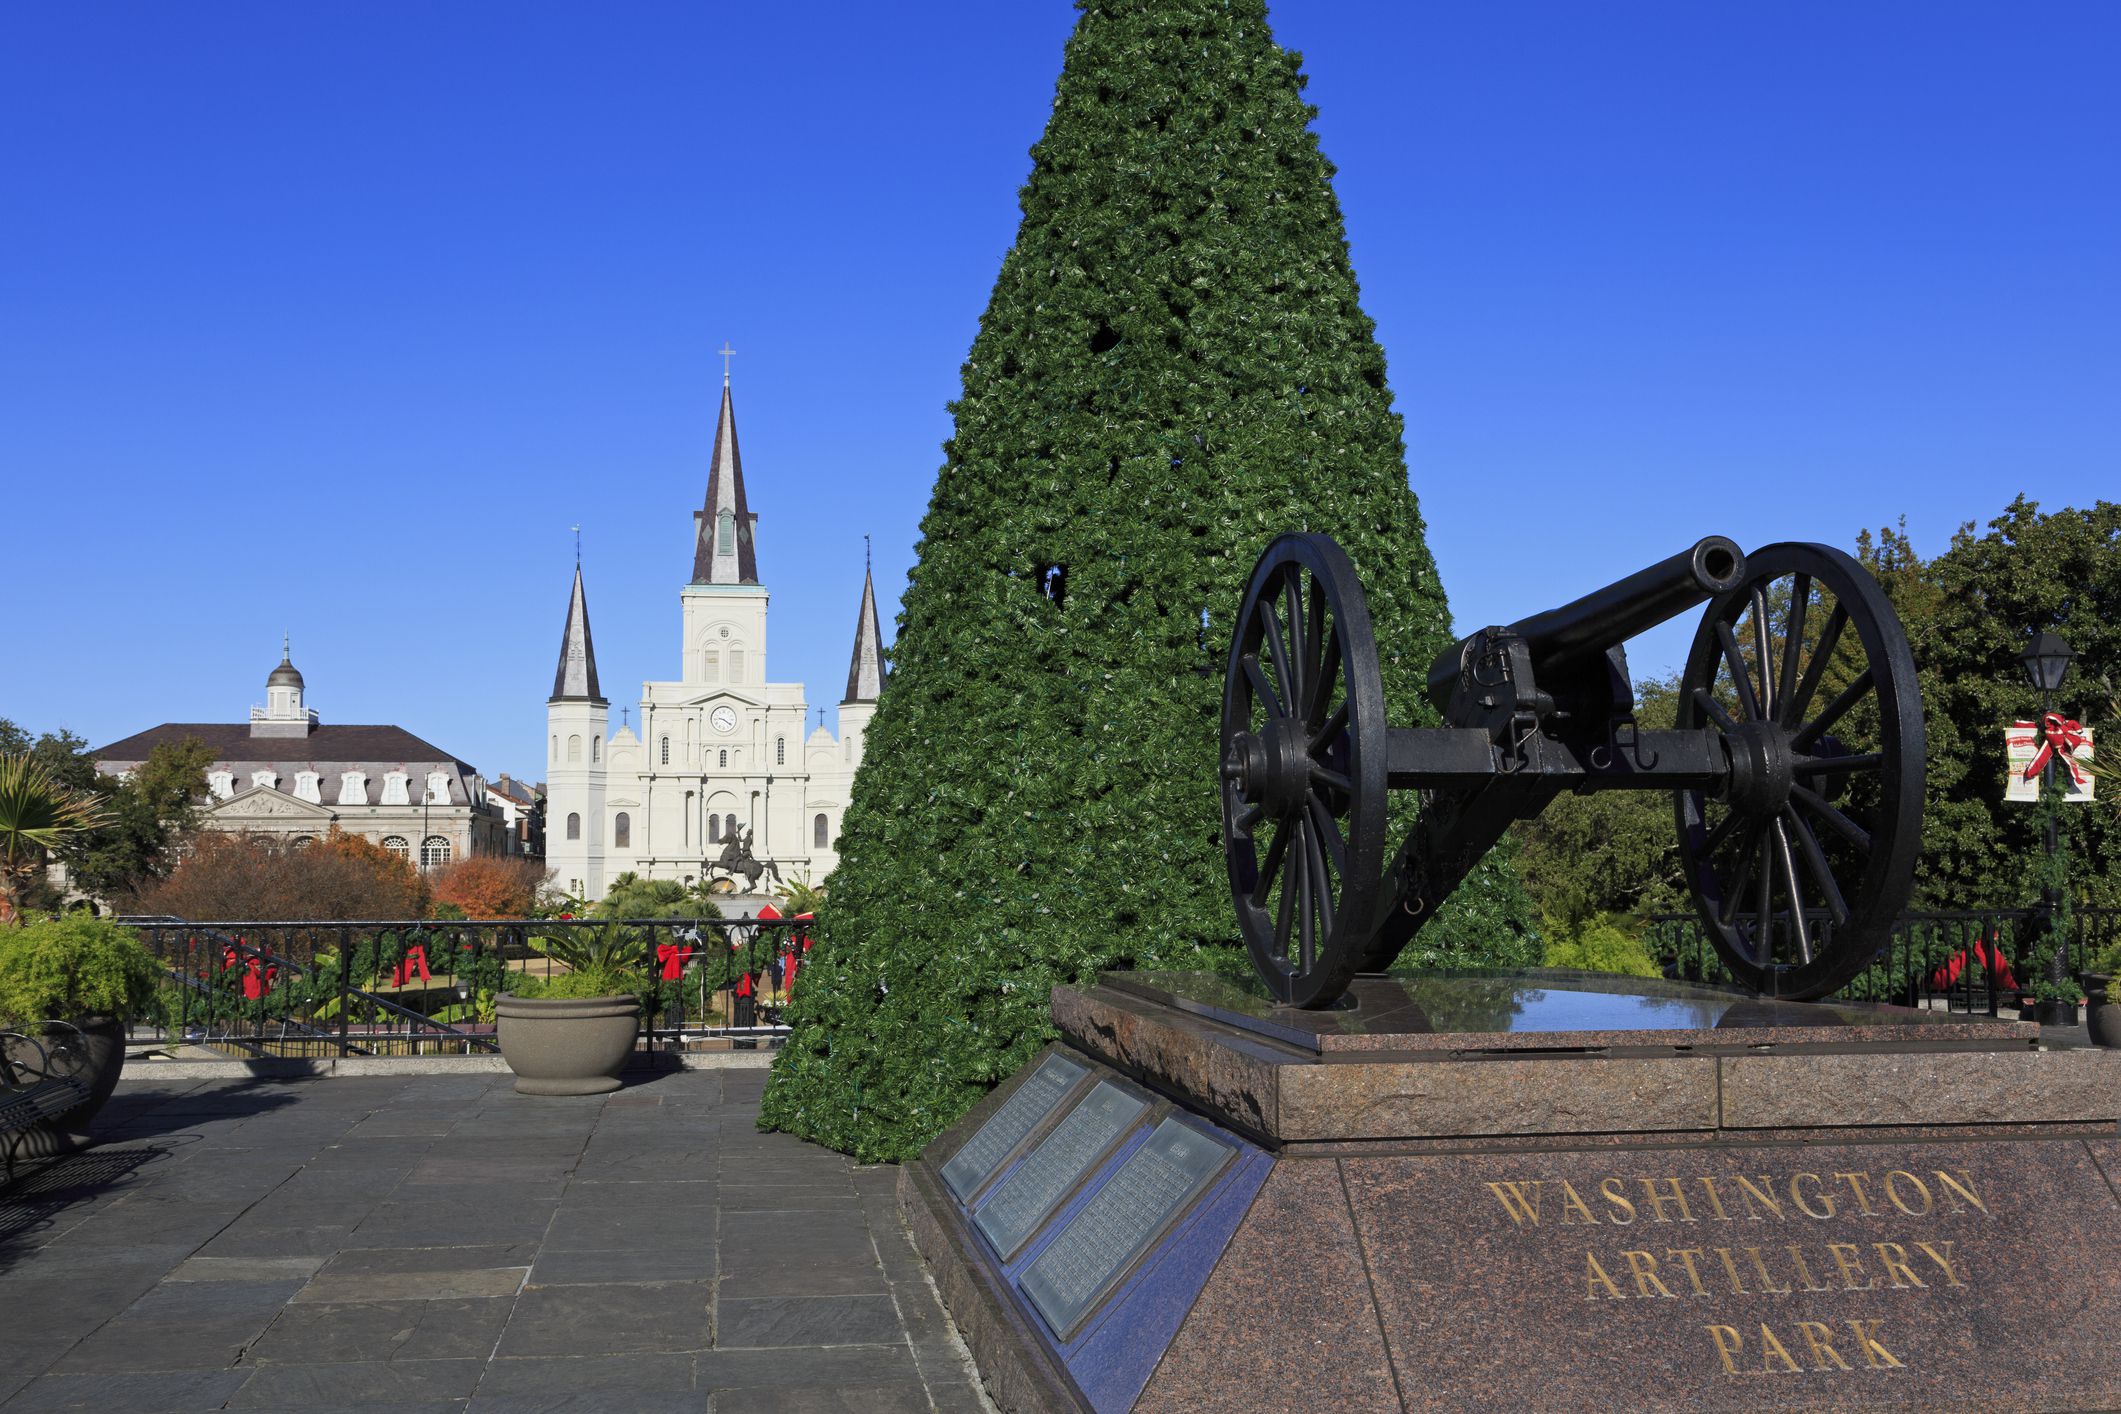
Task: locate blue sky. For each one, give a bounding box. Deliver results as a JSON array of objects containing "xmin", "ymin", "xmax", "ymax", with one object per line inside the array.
[{"xmin": 5, "ymin": 2, "xmax": 2115, "ymax": 779}]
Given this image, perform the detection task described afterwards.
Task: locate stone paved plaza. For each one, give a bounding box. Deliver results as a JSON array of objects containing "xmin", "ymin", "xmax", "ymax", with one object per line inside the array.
[{"xmin": 0, "ymin": 1068, "xmax": 990, "ymax": 1413}]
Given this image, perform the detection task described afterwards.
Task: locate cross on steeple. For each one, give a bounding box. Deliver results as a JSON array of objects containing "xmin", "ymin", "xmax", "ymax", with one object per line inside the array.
[
  {"xmin": 572, "ymin": 524, "xmax": 582, "ymax": 564},
  {"xmin": 719, "ymin": 342, "xmax": 736, "ymax": 383}
]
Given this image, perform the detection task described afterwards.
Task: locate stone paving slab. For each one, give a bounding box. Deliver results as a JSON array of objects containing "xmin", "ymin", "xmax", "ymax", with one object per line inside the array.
[{"xmin": 0, "ymin": 1072, "xmax": 992, "ymax": 1413}]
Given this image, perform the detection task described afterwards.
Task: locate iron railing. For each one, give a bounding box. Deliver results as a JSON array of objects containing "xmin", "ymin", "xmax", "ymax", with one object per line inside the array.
[
  {"xmin": 1644, "ymin": 907, "xmax": 2121, "ymax": 1014},
  {"xmin": 126, "ymin": 917, "xmax": 812, "ymax": 1060}
]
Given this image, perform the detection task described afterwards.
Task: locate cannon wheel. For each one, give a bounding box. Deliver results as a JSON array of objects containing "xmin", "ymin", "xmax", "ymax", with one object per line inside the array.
[
  {"xmin": 1673, "ymin": 542, "xmax": 1925, "ymax": 998},
  {"xmin": 1221, "ymin": 534, "xmax": 1389, "ymax": 1007}
]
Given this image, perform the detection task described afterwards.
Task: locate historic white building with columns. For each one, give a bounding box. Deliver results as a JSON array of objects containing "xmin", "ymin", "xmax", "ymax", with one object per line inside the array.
[{"xmin": 544, "ymin": 374, "xmax": 884, "ymax": 903}]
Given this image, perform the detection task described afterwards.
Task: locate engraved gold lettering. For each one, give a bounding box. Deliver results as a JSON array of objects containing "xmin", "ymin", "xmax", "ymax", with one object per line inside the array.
[
  {"xmin": 1873, "ymin": 1243, "xmax": 1925, "ymax": 1290},
  {"xmin": 1756, "ymin": 1322, "xmax": 1803, "ymax": 1374},
  {"xmin": 1884, "ymin": 1171, "xmax": 1932, "ymax": 1216},
  {"xmin": 1733, "ymin": 1175, "xmax": 1785, "ymax": 1221},
  {"xmin": 1666, "ymin": 1247, "xmax": 1711, "ymax": 1297},
  {"xmin": 1639, "ymin": 1177, "xmax": 1697, "ymax": 1224},
  {"xmin": 1789, "ymin": 1172, "xmax": 1836, "ymax": 1219},
  {"xmin": 1485, "ymin": 1181, "xmax": 1544, "ymax": 1227},
  {"xmin": 1915, "ymin": 1240, "xmax": 1967, "ymax": 1288},
  {"xmin": 1707, "ymin": 1324, "xmax": 1745, "ymax": 1376},
  {"xmin": 1933, "ymin": 1170, "xmax": 1989, "ymax": 1215},
  {"xmin": 1621, "ymin": 1249, "xmax": 1678, "ymax": 1298},
  {"xmin": 1695, "ymin": 1175, "xmax": 1733, "ymax": 1222},
  {"xmin": 1556, "ymin": 1181, "xmax": 1600, "ymax": 1225},
  {"xmin": 1848, "ymin": 1319, "xmax": 1905, "ymax": 1369},
  {"xmin": 1797, "ymin": 1320, "xmax": 1853, "ymax": 1372},
  {"xmin": 1745, "ymin": 1247, "xmax": 1791, "ymax": 1295},
  {"xmin": 1833, "ymin": 1171, "xmax": 1879, "ymax": 1216},
  {"xmin": 1712, "ymin": 1246, "xmax": 1750, "ymax": 1295},
  {"xmin": 1600, "ymin": 1177, "xmax": 1638, "ymax": 1224},
  {"xmin": 1786, "ymin": 1245, "xmax": 1833, "ymax": 1293},
  {"xmin": 1827, "ymin": 1242, "xmax": 1874, "ymax": 1291},
  {"xmin": 1583, "ymin": 1250, "xmax": 1626, "ymax": 1300}
]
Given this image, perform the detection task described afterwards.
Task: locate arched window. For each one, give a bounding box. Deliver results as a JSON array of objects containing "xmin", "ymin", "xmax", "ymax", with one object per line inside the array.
[
  {"xmin": 776, "ymin": 737, "xmax": 786, "ymax": 765},
  {"xmin": 725, "ymin": 813, "xmax": 738, "ymax": 841},
  {"xmin": 550, "ymin": 734, "xmax": 557, "ymax": 760},
  {"xmin": 814, "ymin": 813, "xmax": 829, "ymax": 848},
  {"xmin": 420, "ymin": 836, "xmax": 452, "ymax": 869},
  {"xmin": 382, "ymin": 835, "xmax": 411, "ymax": 860},
  {"xmin": 568, "ymin": 734, "xmax": 582, "ymax": 763},
  {"xmin": 719, "ymin": 749, "xmax": 728, "ymax": 768},
  {"xmin": 717, "ymin": 507, "xmax": 735, "ymax": 555},
  {"xmin": 290, "ymin": 835, "xmax": 315, "ymax": 851},
  {"xmin": 731, "ymin": 649, "xmax": 746, "ymax": 682},
  {"xmin": 702, "ymin": 650, "xmax": 720, "ymax": 683},
  {"xmin": 565, "ymin": 812, "xmax": 581, "ymax": 841},
  {"xmin": 613, "ymin": 812, "xmax": 630, "ymax": 848},
  {"xmin": 592, "ymin": 735, "xmax": 601, "ymax": 763},
  {"xmin": 709, "ymin": 815, "xmax": 721, "ymax": 843},
  {"xmin": 660, "ymin": 736, "xmax": 670, "ymax": 765}
]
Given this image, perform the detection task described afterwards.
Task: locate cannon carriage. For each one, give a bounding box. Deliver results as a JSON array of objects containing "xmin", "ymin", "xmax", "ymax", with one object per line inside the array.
[{"xmin": 1220, "ymin": 532, "xmax": 1925, "ymax": 1007}]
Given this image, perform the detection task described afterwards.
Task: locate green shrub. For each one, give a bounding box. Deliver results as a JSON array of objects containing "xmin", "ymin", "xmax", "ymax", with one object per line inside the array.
[
  {"xmin": 505, "ymin": 968, "xmax": 644, "ymax": 1002},
  {"xmin": 0, "ymin": 915, "xmax": 162, "ymax": 1022},
  {"xmin": 1540, "ymin": 913, "xmax": 1663, "ymax": 980}
]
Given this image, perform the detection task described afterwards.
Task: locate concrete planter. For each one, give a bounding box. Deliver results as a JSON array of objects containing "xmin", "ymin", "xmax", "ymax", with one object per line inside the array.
[
  {"xmin": 0, "ymin": 1016, "xmax": 127, "ymax": 1160},
  {"xmin": 495, "ymin": 994, "xmax": 640, "ymax": 1095}
]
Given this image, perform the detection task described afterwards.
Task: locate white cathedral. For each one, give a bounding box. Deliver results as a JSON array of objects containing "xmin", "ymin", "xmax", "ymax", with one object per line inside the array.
[{"xmin": 544, "ymin": 374, "xmax": 884, "ymax": 902}]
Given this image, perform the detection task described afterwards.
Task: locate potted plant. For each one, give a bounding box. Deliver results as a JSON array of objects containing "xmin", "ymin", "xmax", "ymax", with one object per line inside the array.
[
  {"xmin": 2029, "ymin": 948, "xmax": 2084, "ymax": 1029},
  {"xmin": 2083, "ymin": 943, "xmax": 2121, "ymax": 1048},
  {"xmin": 0, "ymin": 916, "xmax": 160, "ymax": 1141},
  {"xmin": 495, "ymin": 920, "xmax": 648, "ymax": 1095}
]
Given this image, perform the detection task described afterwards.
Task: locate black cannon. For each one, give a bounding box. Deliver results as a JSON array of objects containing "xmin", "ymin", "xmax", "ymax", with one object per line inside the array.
[{"xmin": 1219, "ymin": 534, "xmax": 1925, "ymax": 1006}]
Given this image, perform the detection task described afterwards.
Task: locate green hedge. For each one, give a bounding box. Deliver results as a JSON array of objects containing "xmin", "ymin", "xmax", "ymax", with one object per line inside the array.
[{"xmin": 759, "ymin": 0, "xmax": 1531, "ymax": 1162}]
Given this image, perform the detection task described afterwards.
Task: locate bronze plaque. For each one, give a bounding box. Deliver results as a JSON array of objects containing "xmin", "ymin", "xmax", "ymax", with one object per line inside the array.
[
  {"xmin": 942, "ymin": 1051, "xmax": 1088, "ymax": 1201},
  {"xmin": 974, "ymin": 1080, "xmax": 1146, "ymax": 1259}
]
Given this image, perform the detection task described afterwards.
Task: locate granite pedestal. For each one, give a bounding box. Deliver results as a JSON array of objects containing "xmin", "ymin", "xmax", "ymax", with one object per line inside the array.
[{"xmin": 901, "ymin": 969, "xmax": 2121, "ymax": 1413}]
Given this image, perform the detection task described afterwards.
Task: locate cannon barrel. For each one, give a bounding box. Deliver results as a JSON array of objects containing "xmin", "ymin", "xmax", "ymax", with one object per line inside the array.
[{"xmin": 1428, "ymin": 536, "xmax": 1746, "ymax": 698}]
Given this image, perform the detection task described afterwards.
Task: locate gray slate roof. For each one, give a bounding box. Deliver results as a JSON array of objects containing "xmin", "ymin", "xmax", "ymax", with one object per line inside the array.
[{"xmin": 93, "ymin": 723, "xmax": 481, "ymax": 809}]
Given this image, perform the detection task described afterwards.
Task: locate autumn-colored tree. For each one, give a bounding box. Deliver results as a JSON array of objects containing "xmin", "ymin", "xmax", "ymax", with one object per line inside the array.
[
  {"xmin": 428, "ymin": 855, "xmax": 549, "ymax": 920},
  {"xmin": 132, "ymin": 828, "xmax": 426, "ymax": 921}
]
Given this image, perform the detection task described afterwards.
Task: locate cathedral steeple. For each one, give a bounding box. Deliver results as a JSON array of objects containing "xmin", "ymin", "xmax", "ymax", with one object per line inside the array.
[
  {"xmin": 691, "ymin": 372, "xmax": 759, "ymax": 585},
  {"xmin": 550, "ymin": 562, "xmax": 606, "ymax": 705},
  {"xmin": 842, "ymin": 545, "xmax": 885, "ymax": 704}
]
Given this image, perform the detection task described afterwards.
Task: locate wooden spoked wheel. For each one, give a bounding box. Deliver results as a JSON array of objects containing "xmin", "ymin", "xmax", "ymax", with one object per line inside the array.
[
  {"xmin": 1673, "ymin": 543, "xmax": 1925, "ymax": 998},
  {"xmin": 1221, "ymin": 534, "xmax": 1389, "ymax": 1007}
]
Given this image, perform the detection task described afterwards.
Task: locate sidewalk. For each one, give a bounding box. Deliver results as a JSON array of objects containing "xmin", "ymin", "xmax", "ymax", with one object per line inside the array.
[{"xmin": 0, "ymin": 1069, "xmax": 990, "ymax": 1413}]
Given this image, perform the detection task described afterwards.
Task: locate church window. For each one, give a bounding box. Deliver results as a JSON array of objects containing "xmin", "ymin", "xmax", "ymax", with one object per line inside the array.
[
  {"xmin": 568, "ymin": 735, "xmax": 582, "ymax": 763},
  {"xmin": 381, "ymin": 772, "xmax": 411, "ymax": 806},
  {"xmin": 661, "ymin": 736, "xmax": 670, "ymax": 765},
  {"xmin": 565, "ymin": 812, "xmax": 581, "ymax": 841},
  {"xmin": 703, "ymin": 649, "xmax": 720, "ymax": 683},
  {"xmin": 420, "ymin": 836, "xmax": 452, "ymax": 869},
  {"xmin": 550, "ymin": 734, "xmax": 557, "ymax": 761},
  {"xmin": 709, "ymin": 815, "xmax": 721, "ymax": 843},
  {"xmin": 382, "ymin": 835, "xmax": 411, "ymax": 859},
  {"xmin": 814, "ymin": 813, "xmax": 829, "ymax": 848},
  {"xmin": 717, "ymin": 507, "xmax": 735, "ymax": 555},
  {"xmin": 731, "ymin": 649, "xmax": 746, "ymax": 682},
  {"xmin": 725, "ymin": 813, "xmax": 738, "ymax": 840},
  {"xmin": 592, "ymin": 735, "xmax": 601, "ymax": 763},
  {"xmin": 776, "ymin": 737, "xmax": 785, "ymax": 765},
  {"xmin": 614, "ymin": 812, "xmax": 630, "ymax": 848},
  {"xmin": 719, "ymin": 750, "xmax": 728, "ymax": 768},
  {"xmin": 684, "ymin": 792, "xmax": 694, "ymax": 847}
]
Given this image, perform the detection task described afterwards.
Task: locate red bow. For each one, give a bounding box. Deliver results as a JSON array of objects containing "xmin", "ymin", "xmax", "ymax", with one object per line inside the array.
[
  {"xmin": 241, "ymin": 958, "xmax": 278, "ymax": 999},
  {"xmin": 656, "ymin": 942, "xmax": 694, "ymax": 980},
  {"xmin": 736, "ymin": 972, "xmax": 754, "ymax": 998},
  {"xmin": 1928, "ymin": 936, "xmax": 2019, "ymax": 994},
  {"xmin": 394, "ymin": 943, "xmax": 431, "ymax": 987},
  {"xmin": 2014, "ymin": 713, "xmax": 2092, "ymax": 786}
]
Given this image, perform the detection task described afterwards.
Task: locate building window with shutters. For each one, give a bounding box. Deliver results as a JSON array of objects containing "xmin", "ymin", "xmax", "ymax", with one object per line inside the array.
[
  {"xmin": 593, "ymin": 736, "xmax": 601, "ymax": 763},
  {"xmin": 719, "ymin": 750, "xmax": 728, "ymax": 768},
  {"xmin": 702, "ymin": 650, "xmax": 719, "ymax": 683},
  {"xmin": 568, "ymin": 735, "xmax": 582, "ymax": 763},
  {"xmin": 725, "ymin": 813, "xmax": 738, "ymax": 841},
  {"xmin": 814, "ymin": 813, "xmax": 828, "ymax": 848},
  {"xmin": 661, "ymin": 736, "xmax": 670, "ymax": 765},
  {"xmin": 614, "ymin": 812, "xmax": 630, "ymax": 848},
  {"xmin": 566, "ymin": 812, "xmax": 581, "ymax": 841},
  {"xmin": 776, "ymin": 737, "xmax": 785, "ymax": 765},
  {"xmin": 709, "ymin": 815, "xmax": 721, "ymax": 843},
  {"xmin": 420, "ymin": 836, "xmax": 452, "ymax": 869},
  {"xmin": 718, "ymin": 508, "xmax": 735, "ymax": 555}
]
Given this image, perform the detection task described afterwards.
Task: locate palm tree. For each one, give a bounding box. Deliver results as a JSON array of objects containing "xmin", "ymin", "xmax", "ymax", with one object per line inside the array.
[
  {"xmin": 773, "ymin": 872, "xmax": 826, "ymax": 917},
  {"xmin": 0, "ymin": 753, "xmax": 111, "ymax": 923}
]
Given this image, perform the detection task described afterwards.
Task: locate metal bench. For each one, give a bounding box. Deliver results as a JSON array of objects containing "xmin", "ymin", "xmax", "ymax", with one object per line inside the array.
[{"xmin": 0, "ymin": 1023, "xmax": 92, "ymax": 1186}]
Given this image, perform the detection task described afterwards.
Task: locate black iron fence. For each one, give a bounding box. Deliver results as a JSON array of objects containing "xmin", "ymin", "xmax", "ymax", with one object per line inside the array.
[
  {"xmin": 125, "ymin": 917, "xmax": 812, "ymax": 1060},
  {"xmin": 1644, "ymin": 907, "xmax": 2121, "ymax": 1015}
]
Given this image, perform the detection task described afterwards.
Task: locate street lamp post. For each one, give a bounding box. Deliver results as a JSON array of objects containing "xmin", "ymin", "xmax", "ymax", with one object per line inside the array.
[{"xmin": 2018, "ymin": 631, "xmax": 2076, "ymax": 991}]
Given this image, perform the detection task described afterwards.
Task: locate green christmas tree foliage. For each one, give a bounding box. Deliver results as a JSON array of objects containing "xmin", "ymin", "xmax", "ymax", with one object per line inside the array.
[{"xmin": 760, "ymin": 0, "xmax": 1531, "ymax": 1162}]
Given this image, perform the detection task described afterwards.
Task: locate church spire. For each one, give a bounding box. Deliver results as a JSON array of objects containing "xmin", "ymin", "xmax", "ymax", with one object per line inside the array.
[
  {"xmin": 691, "ymin": 372, "xmax": 759, "ymax": 585},
  {"xmin": 550, "ymin": 561, "xmax": 606, "ymax": 704},
  {"xmin": 842, "ymin": 545, "xmax": 885, "ymax": 704}
]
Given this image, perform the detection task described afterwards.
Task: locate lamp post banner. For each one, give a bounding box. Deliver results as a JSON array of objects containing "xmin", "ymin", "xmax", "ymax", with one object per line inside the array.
[{"xmin": 2005, "ymin": 716, "xmax": 2094, "ymax": 803}]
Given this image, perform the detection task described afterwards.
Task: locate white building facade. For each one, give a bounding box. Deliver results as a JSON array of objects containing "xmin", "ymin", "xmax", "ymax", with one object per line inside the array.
[{"xmin": 544, "ymin": 375, "xmax": 884, "ymax": 902}]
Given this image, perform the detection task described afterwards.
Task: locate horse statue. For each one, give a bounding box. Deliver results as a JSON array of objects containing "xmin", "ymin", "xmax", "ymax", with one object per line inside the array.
[{"xmin": 708, "ymin": 827, "xmax": 783, "ymax": 894}]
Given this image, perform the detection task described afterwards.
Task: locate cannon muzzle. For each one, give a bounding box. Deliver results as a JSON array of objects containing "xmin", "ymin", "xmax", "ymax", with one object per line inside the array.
[{"xmin": 1428, "ymin": 536, "xmax": 1745, "ymax": 700}]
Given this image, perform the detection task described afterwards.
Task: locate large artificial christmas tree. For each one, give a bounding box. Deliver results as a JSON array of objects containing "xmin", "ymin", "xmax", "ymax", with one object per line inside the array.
[{"xmin": 761, "ymin": 0, "xmax": 1531, "ymax": 1162}]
